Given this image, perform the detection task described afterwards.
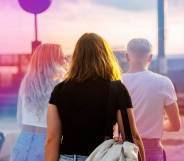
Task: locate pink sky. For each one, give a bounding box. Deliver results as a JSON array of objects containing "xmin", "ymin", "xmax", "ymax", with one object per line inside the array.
[{"xmin": 0, "ymin": 0, "xmax": 184, "ymax": 55}]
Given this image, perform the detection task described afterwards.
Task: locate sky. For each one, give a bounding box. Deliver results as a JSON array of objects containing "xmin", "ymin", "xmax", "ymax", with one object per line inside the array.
[{"xmin": 0, "ymin": 0, "xmax": 184, "ymax": 55}]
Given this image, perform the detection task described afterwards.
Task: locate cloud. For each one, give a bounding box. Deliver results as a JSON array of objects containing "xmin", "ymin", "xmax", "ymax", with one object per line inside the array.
[{"xmin": 93, "ymin": 0, "xmax": 156, "ymax": 11}]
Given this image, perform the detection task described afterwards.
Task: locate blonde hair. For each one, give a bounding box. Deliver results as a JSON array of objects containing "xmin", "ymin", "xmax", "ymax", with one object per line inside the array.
[
  {"xmin": 65, "ymin": 33, "xmax": 121, "ymax": 82},
  {"xmin": 20, "ymin": 43, "xmax": 65, "ymax": 116},
  {"xmin": 127, "ymin": 38, "xmax": 152, "ymax": 56}
]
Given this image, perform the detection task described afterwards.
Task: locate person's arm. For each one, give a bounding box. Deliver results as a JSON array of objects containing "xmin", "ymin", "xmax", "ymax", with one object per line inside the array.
[
  {"xmin": 115, "ymin": 82, "xmax": 145, "ymax": 161},
  {"xmin": 45, "ymin": 104, "xmax": 62, "ymax": 161},
  {"xmin": 117, "ymin": 109, "xmax": 146, "ymax": 161},
  {"xmin": 162, "ymin": 78, "xmax": 181, "ymax": 132},
  {"xmin": 126, "ymin": 109, "xmax": 145, "ymax": 161},
  {"xmin": 113, "ymin": 123, "xmax": 123, "ymax": 142},
  {"xmin": 164, "ymin": 102, "xmax": 181, "ymax": 132},
  {"xmin": 115, "ymin": 111, "xmax": 125, "ymax": 142}
]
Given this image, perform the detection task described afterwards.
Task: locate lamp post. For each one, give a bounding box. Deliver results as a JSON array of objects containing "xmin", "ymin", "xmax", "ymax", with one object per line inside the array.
[
  {"xmin": 18, "ymin": 0, "xmax": 52, "ymax": 53},
  {"xmin": 157, "ymin": 0, "xmax": 168, "ymax": 74}
]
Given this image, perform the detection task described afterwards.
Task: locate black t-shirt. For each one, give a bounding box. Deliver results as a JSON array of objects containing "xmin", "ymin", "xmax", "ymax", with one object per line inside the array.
[{"xmin": 49, "ymin": 78, "xmax": 132, "ymax": 155}]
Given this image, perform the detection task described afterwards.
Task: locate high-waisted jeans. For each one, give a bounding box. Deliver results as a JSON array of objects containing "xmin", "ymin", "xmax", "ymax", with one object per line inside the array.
[
  {"xmin": 10, "ymin": 130, "xmax": 46, "ymax": 161},
  {"xmin": 143, "ymin": 139, "xmax": 166, "ymax": 161},
  {"xmin": 60, "ymin": 154, "xmax": 88, "ymax": 161}
]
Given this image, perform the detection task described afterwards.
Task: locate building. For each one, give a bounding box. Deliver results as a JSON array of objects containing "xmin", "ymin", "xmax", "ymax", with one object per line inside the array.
[
  {"xmin": 0, "ymin": 53, "xmax": 31, "ymax": 94},
  {"xmin": 0, "ymin": 52, "xmax": 184, "ymax": 113}
]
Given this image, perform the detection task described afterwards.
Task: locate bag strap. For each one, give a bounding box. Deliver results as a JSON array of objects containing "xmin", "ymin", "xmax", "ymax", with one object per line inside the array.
[
  {"xmin": 105, "ymin": 80, "xmax": 133, "ymax": 143},
  {"xmin": 106, "ymin": 80, "xmax": 142, "ymax": 161}
]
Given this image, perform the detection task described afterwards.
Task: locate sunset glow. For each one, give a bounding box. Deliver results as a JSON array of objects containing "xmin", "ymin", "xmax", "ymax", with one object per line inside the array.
[{"xmin": 0, "ymin": 0, "xmax": 184, "ymax": 55}]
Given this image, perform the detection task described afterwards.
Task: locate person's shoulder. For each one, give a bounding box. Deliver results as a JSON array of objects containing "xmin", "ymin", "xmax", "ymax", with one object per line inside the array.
[
  {"xmin": 53, "ymin": 80, "xmax": 66, "ymax": 91},
  {"xmin": 148, "ymin": 71, "xmax": 173, "ymax": 85},
  {"xmin": 148, "ymin": 71, "xmax": 167, "ymax": 79},
  {"xmin": 121, "ymin": 73, "xmax": 130, "ymax": 81},
  {"xmin": 111, "ymin": 80, "xmax": 127, "ymax": 92}
]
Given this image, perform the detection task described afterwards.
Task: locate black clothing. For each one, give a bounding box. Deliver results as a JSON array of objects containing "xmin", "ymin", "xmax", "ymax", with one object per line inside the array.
[{"xmin": 49, "ymin": 78, "xmax": 132, "ymax": 155}]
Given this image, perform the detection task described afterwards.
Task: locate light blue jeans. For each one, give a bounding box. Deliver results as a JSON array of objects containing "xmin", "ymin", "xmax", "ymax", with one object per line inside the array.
[
  {"xmin": 10, "ymin": 131, "xmax": 46, "ymax": 161},
  {"xmin": 60, "ymin": 154, "xmax": 88, "ymax": 161}
]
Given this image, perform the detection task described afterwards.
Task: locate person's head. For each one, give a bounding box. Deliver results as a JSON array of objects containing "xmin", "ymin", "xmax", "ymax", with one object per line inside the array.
[
  {"xmin": 28, "ymin": 43, "xmax": 65, "ymax": 79},
  {"xmin": 21, "ymin": 43, "xmax": 65, "ymax": 115},
  {"xmin": 65, "ymin": 33, "xmax": 121, "ymax": 82},
  {"xmin": 126, "ymin": 38, "xmax": 152, "ymax": 69}
]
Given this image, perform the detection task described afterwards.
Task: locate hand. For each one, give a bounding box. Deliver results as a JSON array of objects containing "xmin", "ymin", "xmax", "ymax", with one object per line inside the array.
[{"xmin": 113, "ymin": 123, "xmax": 125, "ymax": 143}]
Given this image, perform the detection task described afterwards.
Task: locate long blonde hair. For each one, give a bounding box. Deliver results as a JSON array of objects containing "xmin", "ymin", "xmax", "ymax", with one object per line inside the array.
[
  {"xmin": 65, "ymin": 33, "xmax": 121, "ymax": 82},
  {"xmin": 20, "ymin": 44, "xmax": 65, "ymax": 117}
]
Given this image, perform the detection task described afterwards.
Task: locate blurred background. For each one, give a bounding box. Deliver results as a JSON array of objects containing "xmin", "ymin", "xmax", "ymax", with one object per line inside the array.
[{"xmin": 0, "ymin": 0, "xmax": 184, "ymax": 161}]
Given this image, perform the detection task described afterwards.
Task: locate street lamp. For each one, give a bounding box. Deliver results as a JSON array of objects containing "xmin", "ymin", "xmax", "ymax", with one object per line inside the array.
[
  {"xmin": 157, "ymin": 0, "xmax": 168, "ymax": 74},
  {"xmin": 18, "ymin": 0, "xmax": 52, "ymax": 53}
]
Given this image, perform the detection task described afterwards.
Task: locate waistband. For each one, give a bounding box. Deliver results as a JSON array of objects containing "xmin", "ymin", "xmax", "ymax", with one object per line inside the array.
[
  {"xmin": 142, "ymin": 138, "xmax": 162, "ymax": 147},
  {"xmin": 22, "ymin": 125, "xmax": 47, "ymax": 133}
]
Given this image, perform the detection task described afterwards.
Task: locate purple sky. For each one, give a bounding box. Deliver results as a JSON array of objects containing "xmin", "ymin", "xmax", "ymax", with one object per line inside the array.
[{"xmin": 0, "ymin": 0, "xmax": 184, "ymax": 55}]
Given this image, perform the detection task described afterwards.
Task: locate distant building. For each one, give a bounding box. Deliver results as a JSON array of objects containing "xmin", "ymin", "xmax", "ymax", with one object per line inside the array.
[
  {"xmin": 0, "ymin": 53, "xmax": 71, "ymax": 94},
  {"xmin": 0, "ymin": 52, "xmax": 184, "ymax": 113},
  {"xmin": 0, "ymin": 53, "xmax": 31, "ymax": 94}
]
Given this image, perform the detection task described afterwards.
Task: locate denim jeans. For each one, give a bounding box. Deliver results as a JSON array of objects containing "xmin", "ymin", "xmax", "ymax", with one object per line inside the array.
[
  {"xmin": 10, "ymin": 131, "xmax": 46, "ymax": 161},
  {"xmin": 60, "ymin": 154, "xmax": 88, "ymax": 161}
]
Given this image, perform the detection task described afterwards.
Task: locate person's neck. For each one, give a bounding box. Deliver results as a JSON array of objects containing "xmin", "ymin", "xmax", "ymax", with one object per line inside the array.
[{"xmin": 128, "ymin": 65, "xmax": 148, "ymax": 73}]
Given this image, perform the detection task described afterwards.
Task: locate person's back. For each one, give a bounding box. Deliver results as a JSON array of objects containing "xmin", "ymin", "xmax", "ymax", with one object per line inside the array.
[
  {"xmin": 45, "ymin": 33, "xmax": 146, "ymax": 161},
  {"xmin": 10, "ymin": 44, "xmax": 65, "ymax": 161},
  {"xmin": 51, "ymin": 78, "xmax": 110, "ymax": 155},
  {"xmin": 123, "ymin": 70, "xmax": 177, "ymax": 138},
  {"xmin": 119, "ymin": 38, "xmax": 181, "ymax": 161}
]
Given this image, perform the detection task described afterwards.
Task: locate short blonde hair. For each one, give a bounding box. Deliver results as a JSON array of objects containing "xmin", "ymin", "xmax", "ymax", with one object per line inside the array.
[{"xmin": 127, "ymin": 38, "xmax": 152, "ymax": 55}]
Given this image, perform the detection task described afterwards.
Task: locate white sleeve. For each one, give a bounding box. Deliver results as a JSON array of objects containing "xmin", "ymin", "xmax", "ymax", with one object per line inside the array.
[{"xmin": 163, "ymin": 78, "xmax": 177, "ymax": 106}]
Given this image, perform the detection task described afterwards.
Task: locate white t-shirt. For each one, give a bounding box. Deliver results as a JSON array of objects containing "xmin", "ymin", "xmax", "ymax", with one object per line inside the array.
[
  {"xmin": 17, "ymin": 88, "xmax": 50, "ymax": 128},
  {"xmin": 122, "ymin": 70, "xmax": 177, "ymax": 139},
  {"xmin": 16, "ymin": 77, "xmax": 65, "ymax": 128}
]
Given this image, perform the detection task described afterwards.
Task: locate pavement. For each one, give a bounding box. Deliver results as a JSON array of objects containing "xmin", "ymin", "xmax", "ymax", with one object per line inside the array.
[
  {"xmin": 162, "ymin": 117, "xmax": 184, "ymax": 161},
  {"xmin": 0, "ymin": 117, "xmax": 183, "ymax": 161}
]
